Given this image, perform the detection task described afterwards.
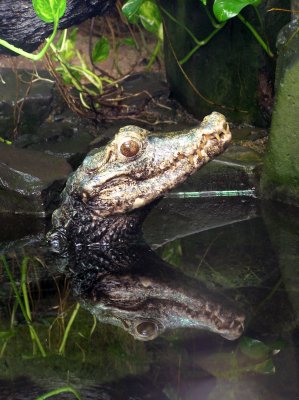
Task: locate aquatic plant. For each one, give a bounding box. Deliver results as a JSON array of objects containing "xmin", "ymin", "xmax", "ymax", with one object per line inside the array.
[
  {"xmin": 0, "ymin": 256, "xmax": 47, "ymax": 357},
  {"xmin": 34, "ymin": 386, "xmax": 81, "ymax": 400},
  {"xmin": 0, "ymin": 256, "xmax": 83, "ymax": 358}
]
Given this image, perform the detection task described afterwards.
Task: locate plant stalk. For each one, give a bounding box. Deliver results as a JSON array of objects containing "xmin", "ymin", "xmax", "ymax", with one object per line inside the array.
[
  {"xmin": 237, "ymin": 13, "xmax": 274, "ymax": 57},
  {"xmin": 58, "ymin": 302, "xmax": 80, "ymax": 355}
]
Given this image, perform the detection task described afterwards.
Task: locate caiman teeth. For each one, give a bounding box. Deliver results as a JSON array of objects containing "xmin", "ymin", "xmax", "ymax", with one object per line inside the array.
[{"xmin": 188, "ymin": 155, "xmax": 194, "ymax": 165}]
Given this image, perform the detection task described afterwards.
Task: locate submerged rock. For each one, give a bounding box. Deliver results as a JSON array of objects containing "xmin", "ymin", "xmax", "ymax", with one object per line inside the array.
[{"xmin": 0, "ymin": 143, "xmax": 72, "ymax": 216}]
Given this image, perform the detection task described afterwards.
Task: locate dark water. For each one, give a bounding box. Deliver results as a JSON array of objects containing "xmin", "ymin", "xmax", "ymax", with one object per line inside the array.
[{"xmin": 0, "ymin": 196, "xmax": 299, "ymax": 400}]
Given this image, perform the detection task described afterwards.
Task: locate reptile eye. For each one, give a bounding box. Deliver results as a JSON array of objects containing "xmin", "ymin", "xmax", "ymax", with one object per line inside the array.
[
  {"xmin": 119, "ymin": 139, "xmax": 140, "ymax": 158},
  {"xmin": 135, "ymin": 321, "xmax": 159, "ymax": 340}
]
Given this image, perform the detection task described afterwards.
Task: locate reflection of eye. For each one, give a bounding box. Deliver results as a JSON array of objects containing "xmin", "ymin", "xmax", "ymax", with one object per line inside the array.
[
  {"xmin": 119, "ymin": 139, "xmax": 140, "ymax": 158},
  {"xmin": 135, "ymin": 321, "xmax": 158, "ymax": 339}
]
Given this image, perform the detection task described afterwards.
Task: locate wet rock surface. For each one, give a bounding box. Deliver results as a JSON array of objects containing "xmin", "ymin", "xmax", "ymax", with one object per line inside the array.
[
  {"xmin": 0, "ymin": 143, "xmax": 72, "ymax": 216},
  {"xmin": 0, "ymin": 69, "xmax": 54, "ymax": 138}
]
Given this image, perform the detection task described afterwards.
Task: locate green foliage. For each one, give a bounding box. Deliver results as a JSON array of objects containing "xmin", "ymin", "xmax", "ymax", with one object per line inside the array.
[
  {"xmin": 32, "ymin": 0, "xmax": 67, "ymax": 23},
  {"xmin": 213, "ymin": 0, "xmax": 262, "ymax": 22},
  {"xmin": 123, "ymin": 0, "xmax": 273, "ymax": 59},
  {"xmin": 0, "ymin": 0, "xmax": 66, "ymax": 60},
  {"xmin": 122, "ymin": 0, "xmax": 146, "ymax": 21},
  {"xmin": 34, "ymin": 386, "xmax": 81, "ymax": 400},
  {"xmin": 122, "ymin": 0, "xmax": 163, "ymax": 68},
  {"xmin": 138, "ymin": 1, "xmax": 162, "ymax": 36},
  {"xmin": 122, "ymin": 0, "xmax": 162, "ymax": 39},
  {"xmin": 92, "ymin": 37, "xmax": 110, "ymax": 63},
  {"xmin": 239, "ymin": 336, "xmax": 271, "ymax": 359},
  {"xmin": 160, "ymin": 240, "xmax": 183, "ymax": 267},
  {"xmin": 50, "ymin": 28, "xmax": 115, "ymax": 110},
  {"xmin": 198, "ymin": 336, "xmax": 285, "ymax": 379},
  {"xmin": 55, "ymin": 27, "xmax": 78, "ymax": 62},
  {"xmin": 0, "ymin": 137, "xmax": 12, "ymax": 145}
]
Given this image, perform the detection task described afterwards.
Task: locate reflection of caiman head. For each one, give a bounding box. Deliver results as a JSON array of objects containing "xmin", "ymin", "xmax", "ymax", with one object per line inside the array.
[
  {"xmin": 49, "ymin": 112, "xmax": 245, "ymax": 341},
  {"xmin": 76, "ymin": 253, "xmax": 245, "ymax": 342}
]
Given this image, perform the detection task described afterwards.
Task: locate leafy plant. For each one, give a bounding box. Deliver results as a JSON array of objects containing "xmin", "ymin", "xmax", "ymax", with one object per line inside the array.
[
  {"xmin": 198, "ymin": 336, "xmax": 286, "ymax": 379},
  {"xmin": 122, "ymin": 0, "xmax": 163, "ymax": 68},
  {"xmin": 122, "ymin": 0, "xmax": 274, "ymax": 64},
  {"xmin": 0, "ymin": 0, "xmax": 67, "ymax": 60}
]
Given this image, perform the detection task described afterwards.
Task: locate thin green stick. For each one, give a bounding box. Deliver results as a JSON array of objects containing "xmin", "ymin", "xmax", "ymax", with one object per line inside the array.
[
  {"xmin": 58, "ymin": 302, "xmax": 80, "ymax": 355},
  {"xmin": 0, "ymin": 256, "xmax": 46, "ymax": 357},
  {"xmin": 165, "ymin": 189, "xmax": 257, "ymax": 198},
  {"xmin": 147, "ymin": 39, "xmax": 162, "ymax": 70},
  {"xmin": 179, "ymin": 25, "xmax": 225, "ymax": 64},
  {"xmin": 237, "ymin": 13, "xmax": 274, "ymax": 57},
  {"xmin": 34, "ymin": 386, "xmax": 81, "ymax": 400},
  {"xmin": 0, "ymin": 17, "xmax": 59, "ymax": 60}
]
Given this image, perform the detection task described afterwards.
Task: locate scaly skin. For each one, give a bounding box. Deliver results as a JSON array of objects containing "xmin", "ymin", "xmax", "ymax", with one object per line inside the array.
[
  {"xmin": 48, "ymin": 112, "xmax": 245, "ymax": 341},
  {"xmin": 51, "ymin": 111, "xmax": 231, "ymax": 232}
]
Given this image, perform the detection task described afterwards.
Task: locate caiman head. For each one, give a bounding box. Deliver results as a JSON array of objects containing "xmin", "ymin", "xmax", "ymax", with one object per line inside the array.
[
  {"xmin": 51, "ymin": 112, "xmax": 231, "ymax": 230},
  {"xmin": 76, "ymin": 257, "xmax": 245, "ymax": 341}
]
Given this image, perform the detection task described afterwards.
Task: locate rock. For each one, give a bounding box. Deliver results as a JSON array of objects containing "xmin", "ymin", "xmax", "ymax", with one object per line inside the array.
[
  {"xmin": 0, "ymin": 69, "xmax": 55, "ymax": 138},
  {"xmin": 0, "ymin": 143, "xmax": 72, "ymax": 216},
  {"xmin": 260, "ymin": 15, "xmax": 299, "ymax": 205},
  {"xmin": 14, "ymin": 119, "xmax": 96, "ymax": 169}
]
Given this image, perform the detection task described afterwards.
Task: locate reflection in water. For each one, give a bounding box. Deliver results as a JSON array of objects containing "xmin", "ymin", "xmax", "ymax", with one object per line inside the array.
[
  {"xmin": 1, "ymin": 200, "xmax": 299, "ymax": 399},
  {"xmin": 53, "ymin": 204, "xmax": 245, "ymax": 341}
]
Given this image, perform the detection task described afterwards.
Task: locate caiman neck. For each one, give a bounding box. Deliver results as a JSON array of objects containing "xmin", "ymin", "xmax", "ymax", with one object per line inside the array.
[{"xmin": 49, "ymin": 197, "xmax": 155, "ymax": 273}]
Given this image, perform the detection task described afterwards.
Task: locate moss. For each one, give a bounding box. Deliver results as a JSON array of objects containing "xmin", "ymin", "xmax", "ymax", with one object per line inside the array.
[{"xmin": 261, "ymin": 49, "xmax": 299, "ymax": 205}]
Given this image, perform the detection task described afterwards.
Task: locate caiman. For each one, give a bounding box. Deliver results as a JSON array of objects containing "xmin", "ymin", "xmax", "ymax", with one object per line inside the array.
[{"xmin": 48, "ymin": 112, "xmax": 245, "ymax": 341}]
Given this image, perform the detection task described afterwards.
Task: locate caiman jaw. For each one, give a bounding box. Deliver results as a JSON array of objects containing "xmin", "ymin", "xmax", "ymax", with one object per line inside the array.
[{"xmin": 76, "ymin": 112, "xmax": 231, "ymax": 217}]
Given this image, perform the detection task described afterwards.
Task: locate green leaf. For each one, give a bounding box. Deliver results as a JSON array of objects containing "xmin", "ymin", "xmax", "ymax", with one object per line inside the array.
[
  {"xmin": 122, "ymin": 0, "xmax": 146, "ymax": 21},
  {"xmin": 251, "ymin": 358, "xmax": 275, "ymax": 375},
  {"xmin": 0, "ymin": 330, "xmax": 14, "ymax": 340},
  {"xmin": 92, "ymin": 37, "xmax": 110, "ymax": 63},
  {"xmin": 213, "ymin": 0, "xmax": 262, "ymax": 22},
  {"xmin": 32, "ymin": 0, "xmax": 67, "ymax": 23},
  {"xmin": 139, "ymin": 1, "xmax": 162, "ymax": 35},
  {"xmin": 239, "ymin": 336, "xmax": 271, "ymax": 360},
  {"xmin": 121, "ymin": 38, "xmax": 136, "ymax": 47}
]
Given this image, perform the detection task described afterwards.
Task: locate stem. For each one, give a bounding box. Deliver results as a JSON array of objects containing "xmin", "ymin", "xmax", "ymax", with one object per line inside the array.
[
  {"xmin": 201, "ymin": 2, "xmax": 224, "ymax": 28},
  {"xmin": 179, "ymin": 24, "xmax": 225, "ymax": 64},
  {"xmin": 34, "ymin": 386, "xmax": 81, "ymax": 400},
  {"xmin": 21, "ymin": 257, "xmax": 36, "ymax": 353},
  {"xmin": 237, "ymin": 13, "xmax": 274, "ymax": 57},
  {"xmin": 0, "ymin": 17, "xmax": 59, "ymax": 60},
  {"xmin": 160, "ymin": 5, "xmax": 201, "ymax": 45},
  {"xmin": 58, "ymin": 302, "xmax": 80, "ymax": 355},
  {"xmin": 0, "ymin": 256, "xmax": 46, "ymax": 357},
  {"xmin": 147, "ymin": 39, "xmax": 162, "ymax": 70}
]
